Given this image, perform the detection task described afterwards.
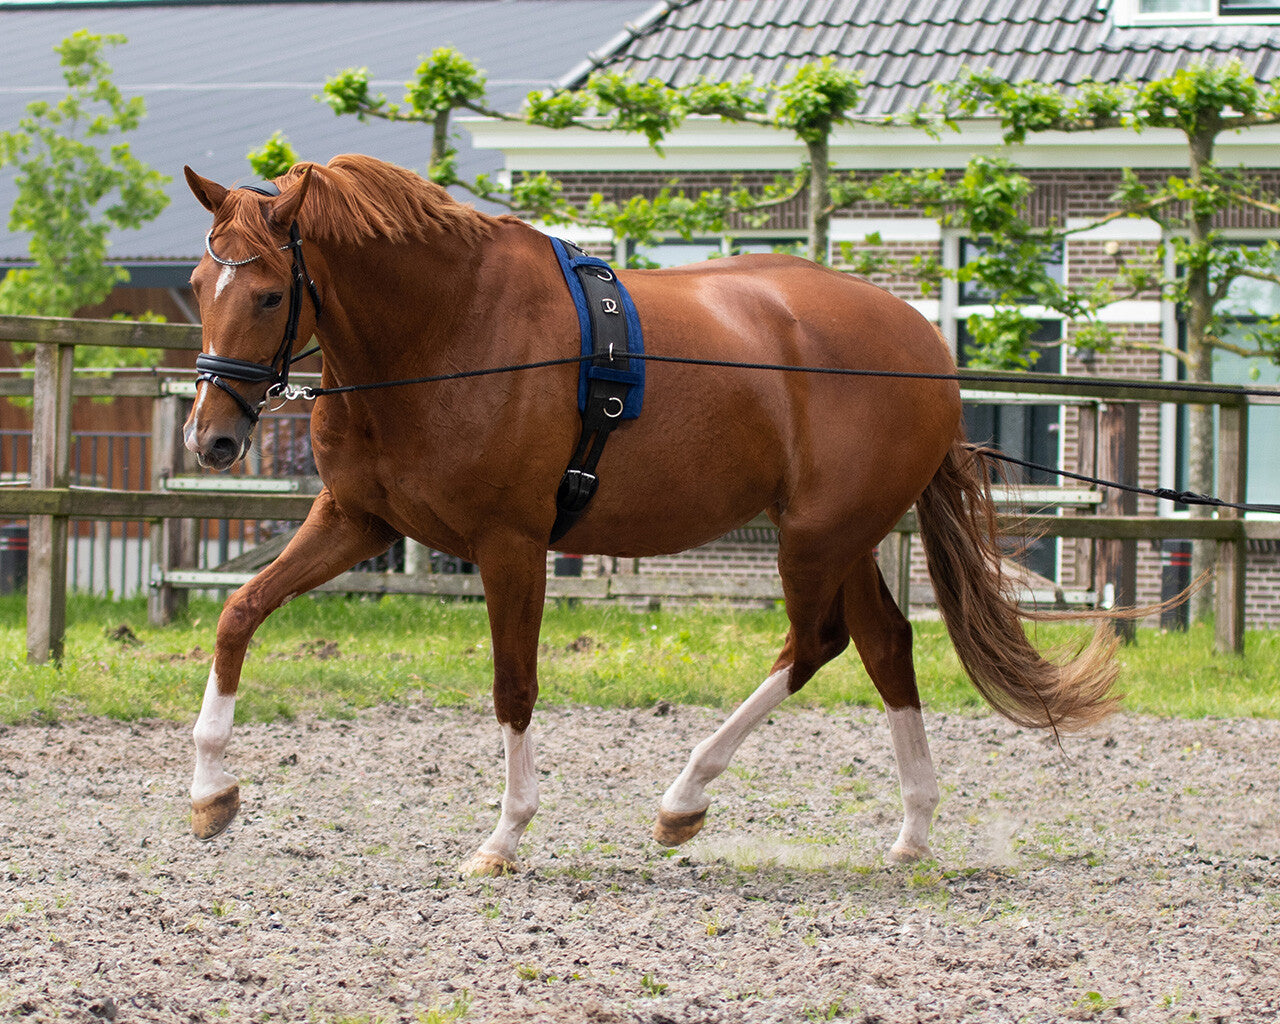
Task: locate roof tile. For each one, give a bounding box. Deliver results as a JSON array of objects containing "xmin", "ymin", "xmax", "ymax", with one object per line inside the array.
[{"xmin": 574, "ymin": 0, "xmax": 1280, "ymax": 113}]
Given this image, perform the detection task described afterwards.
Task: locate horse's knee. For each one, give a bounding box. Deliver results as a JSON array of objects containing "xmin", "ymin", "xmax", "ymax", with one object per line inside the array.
[{"xmin": 216, "ymin": 591, "xmax": 263, "ymax": 649}]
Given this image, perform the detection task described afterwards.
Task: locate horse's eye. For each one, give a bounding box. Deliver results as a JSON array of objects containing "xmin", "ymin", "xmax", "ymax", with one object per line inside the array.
[{"xmin": 261, "ymin": 292, "xmax": 284, "ymax": 310}]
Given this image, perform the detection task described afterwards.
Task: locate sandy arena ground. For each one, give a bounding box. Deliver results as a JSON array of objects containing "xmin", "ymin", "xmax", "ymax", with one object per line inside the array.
[{"xmin": 2, "ymin": 702, "xmax": 1278, "ymax": 1022}]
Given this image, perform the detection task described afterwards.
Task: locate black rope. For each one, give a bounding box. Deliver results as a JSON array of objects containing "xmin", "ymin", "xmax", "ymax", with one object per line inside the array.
[
  {"xmin": 294, "ymin": 350, "xmax": 1280, "ymax": 402},
  {"xmin": 278, "ymin": 350, "xmax": 1280, "ymax": 515},
  {"xmin": 964, "ymin": 444, "xmax": 1280, "ymax": 515}
]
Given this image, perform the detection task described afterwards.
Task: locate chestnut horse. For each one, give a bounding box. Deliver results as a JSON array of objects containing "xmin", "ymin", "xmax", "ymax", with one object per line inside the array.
[{"xmin": 182, "ymin": 154, "xmax": 1119, "ymax": 875}]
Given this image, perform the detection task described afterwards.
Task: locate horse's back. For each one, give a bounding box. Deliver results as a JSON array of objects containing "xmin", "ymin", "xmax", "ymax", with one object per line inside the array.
[
  {"xmin": 626, "ymin": 253, "xmax": 955, "ymax": 376},
  {"xmin": 560, "ymin": 253, "xmax": 962, "ymax": 556}
]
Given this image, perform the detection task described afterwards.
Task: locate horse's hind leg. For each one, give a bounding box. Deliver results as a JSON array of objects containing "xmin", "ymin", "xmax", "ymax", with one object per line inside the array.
[
  {"xmin": 191, "ymin": 489, "xmax": 399, "ymax": 839},
  {"xmin": 654, "ymin": 556, "xmax": 850, "ymax": 846},
  {"xmin": 843, "ymin": 551, "xmax": 940, "ymax": 863}
]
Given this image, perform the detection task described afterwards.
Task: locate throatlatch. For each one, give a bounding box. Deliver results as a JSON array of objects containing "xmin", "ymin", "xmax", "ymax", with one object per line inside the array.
[{"xmin": 548, "ymin": 237, "xmax": 645, "ymax": 545}]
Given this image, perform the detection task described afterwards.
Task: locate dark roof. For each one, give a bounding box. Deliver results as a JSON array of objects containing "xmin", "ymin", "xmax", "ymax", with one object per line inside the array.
[
  {"xmin": 0, "ymin": 0, "xmax": 654, "ymax": 264},
  {"xmin": 567, "ymin": 0, "xmax": 1280, "ymax": 114}
]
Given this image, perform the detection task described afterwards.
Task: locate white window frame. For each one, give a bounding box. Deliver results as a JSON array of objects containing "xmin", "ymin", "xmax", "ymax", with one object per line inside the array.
[
  {"xmin": 1163, "ymin": 230, "xmax": 1280, "ymax": 519},
  {"xmin": 1113, "ymin": 0, "xmax": 1280, "ymax": 25}
]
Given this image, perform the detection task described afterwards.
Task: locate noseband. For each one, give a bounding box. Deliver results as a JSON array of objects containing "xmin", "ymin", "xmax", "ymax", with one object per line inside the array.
[{"xmin": 195, "ymin": 182, "xmax": 323, "ymax": 424}]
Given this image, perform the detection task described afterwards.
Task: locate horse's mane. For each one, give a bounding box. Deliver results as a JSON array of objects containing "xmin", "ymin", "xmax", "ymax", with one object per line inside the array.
[{"xmin": 215, "ymin": 154, "xmax": 509, "ymax": 274}]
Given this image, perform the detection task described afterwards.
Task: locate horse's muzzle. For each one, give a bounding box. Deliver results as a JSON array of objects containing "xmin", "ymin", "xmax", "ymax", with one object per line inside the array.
[{"xmin": 184, "ymin": 419, "xmax": 251, "ymax": 471}]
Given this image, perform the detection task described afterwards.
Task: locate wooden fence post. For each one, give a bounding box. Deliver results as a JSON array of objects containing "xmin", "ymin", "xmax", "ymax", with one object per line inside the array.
[
  {"xmin": 878, "ymin": 530, "xmax": 912, "ymax": 614},
  {"xmin": 1215, "ymin": 401, "xmax": 1247, "ymax": 654},
  {"xmin": 27, "ymin": 340, "xmax": 74, "ymax": 664},
  {"xmin": 1094, "ymin": 402, "xmax": 1139, "ymax": 644},
  {"xmin": 1072, "ymin": 401, "xmax": 1099, "ymax": 590},
  {"xmin": 148, "ymin": 392, "xmax": 189, "ymax": 625}
]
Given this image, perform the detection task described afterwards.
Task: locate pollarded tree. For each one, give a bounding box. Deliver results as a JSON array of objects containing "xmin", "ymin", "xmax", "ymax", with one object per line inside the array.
[
  {"xmin": 0, "ymin": 31, "xmax": 169, "ymax": 363},
  {"xmin": 898, "ymin": 62, "xmax": 1280, "ymax": 621},
  {"xmin": 315, "ymin": 49, "xmax": 915, "ymax": 266}
]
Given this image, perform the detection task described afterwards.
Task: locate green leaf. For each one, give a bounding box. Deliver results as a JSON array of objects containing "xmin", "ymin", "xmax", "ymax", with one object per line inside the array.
[
  {"xmin": 247, "ymin": 131, "xmax": 299, "ymax": 180},
  {"xmin": 0, "ymin": 30, "xmax": 169, "ymax": 349}
]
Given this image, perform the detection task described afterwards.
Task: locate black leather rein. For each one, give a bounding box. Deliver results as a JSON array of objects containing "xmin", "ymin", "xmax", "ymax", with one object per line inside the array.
[{"xmin": 195, "ymin": 183, "xmax": 322, "ymax": 424}]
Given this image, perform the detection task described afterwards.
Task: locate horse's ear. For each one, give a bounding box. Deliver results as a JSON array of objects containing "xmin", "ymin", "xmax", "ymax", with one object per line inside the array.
[
  {"xmin": 184, "ymin": 166, "xmax": 228, "ymax": 213},
  {"xmin": 268, "ymin": 166, "xmax": 312, "ymax": 228}
]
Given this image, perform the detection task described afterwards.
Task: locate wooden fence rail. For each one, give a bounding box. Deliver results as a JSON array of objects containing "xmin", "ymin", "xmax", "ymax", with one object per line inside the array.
[{"xmin": 3, "ymin": 313, "xmax": 1276, "ymax": 664}]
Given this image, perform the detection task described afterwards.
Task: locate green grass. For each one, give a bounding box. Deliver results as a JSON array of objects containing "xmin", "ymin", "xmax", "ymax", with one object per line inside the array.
[{"xmin": 0, "ymin": 592, "xmax": 1277, "ymax": 724}]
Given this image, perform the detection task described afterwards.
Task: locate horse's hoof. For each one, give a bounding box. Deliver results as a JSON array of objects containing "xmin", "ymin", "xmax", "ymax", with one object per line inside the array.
[
  {"xmin": 191, "ymin": 785, "xmax": 240, "ymax": 840},
  {"xmin": 889, "ymin": 840, "xmax": 932, "ymax": 864},
  {"xmin": 653, "ymin": 806, "xmax": 707, "ymax": 847},
  {"xmin": 460, "ymin": 851, "xmax": 520, "ymax": 877}
]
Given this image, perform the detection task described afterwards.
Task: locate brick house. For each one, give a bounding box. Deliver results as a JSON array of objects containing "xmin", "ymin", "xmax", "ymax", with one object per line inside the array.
[{"xmin": 470, "ymin": 0, "xmax": 1280, "ymax": 626}]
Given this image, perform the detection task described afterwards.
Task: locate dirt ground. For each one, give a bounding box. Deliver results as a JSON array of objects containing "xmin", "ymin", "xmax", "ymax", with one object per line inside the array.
[{"xmin": 1, "ymin": 700, "xmax": 1278, "ymax": 1024}]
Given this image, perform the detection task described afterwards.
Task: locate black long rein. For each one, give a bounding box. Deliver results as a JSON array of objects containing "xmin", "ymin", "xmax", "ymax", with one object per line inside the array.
[
  {"xmin": 193, "ymin": 190, "xmax": 1279, "ymax": 515},
  {"xmin": 270, "ymin": 350, "xmax": 1280, "ymax": 516}
]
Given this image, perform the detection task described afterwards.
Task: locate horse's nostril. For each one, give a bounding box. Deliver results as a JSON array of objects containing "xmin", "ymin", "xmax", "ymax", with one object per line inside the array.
[{"xmin": 208, "ymin": 436, "xmax": 240, "ymax": 463}]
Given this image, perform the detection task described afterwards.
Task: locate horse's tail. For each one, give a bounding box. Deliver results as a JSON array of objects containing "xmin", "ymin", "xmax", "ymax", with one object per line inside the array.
[{"xmin": 914, "ymin": 440, "xmax": 1121, "ymax": 732}]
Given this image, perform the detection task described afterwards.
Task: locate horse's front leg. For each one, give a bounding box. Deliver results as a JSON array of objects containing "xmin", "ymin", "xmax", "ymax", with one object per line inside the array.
[
  {"xmin": 191, "ymin": 489, "xmax": 399, "ymax": 839},
  {"xmin": 460, "ymin": 536, "xmax": 548, "ymax": 877}
]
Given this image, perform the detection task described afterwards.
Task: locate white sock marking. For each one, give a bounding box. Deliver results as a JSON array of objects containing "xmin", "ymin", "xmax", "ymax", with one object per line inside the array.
[
  {"xmin": 885, "ymin": 704, "xmax": 940, "ymax": 859},
  {"xmin": 191, "ymin": 667, "xmax": 238, "ymax": 803},
  {"xmin": 661, "ymin": 666, "xmax": 792, "ymax": 816},
  {"xmin": 474, "ymin": 724, "xmax": 539, "ymax": 864},
  {"xmin": 214, "ymin": 263, "xmax": 235, "ymax": 301}
]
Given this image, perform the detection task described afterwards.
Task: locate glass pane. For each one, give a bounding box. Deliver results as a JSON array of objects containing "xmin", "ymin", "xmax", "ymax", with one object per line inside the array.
[
  {"xmin": 1219, "ymin": 0, "xmax": 1280, "ymax": 13},
  {"xmin": 631, "ymin": 240, "xmax": 722, "ymax": 268},
  {"xmin": 957, "ymin": 238, "xmax": 1064, "ymax": 305},
  {"xmin": 1218, "ymin": 255, "xmax": 1280, "ymax": 318},
  {"xmin": 958, "ymin": 320, "xmax": 1063, "ymax": 580},
  {"xmin": 728, "ymin": 239, "xmax": 806, "ymax": 258},
  {"xmin": 1139, "ymin": 0, "xmax": 1211, "ymax": 12},
  {"xmin": 1214, "ymin": 338, "xmax": 1280, "ymax": 506}
]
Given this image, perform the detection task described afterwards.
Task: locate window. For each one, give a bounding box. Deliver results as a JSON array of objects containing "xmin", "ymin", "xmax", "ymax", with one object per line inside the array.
[
  {"xmin": 1140, "ymin": 0, "xmax": 1211, "ymax": 12},
  {"xmin": 949, "ymin": 236, "xmax": 1069, "ymax": 581},
  {"xmin": 1135, "ymin": 0, "xmax": 1280, "ymax": 17},
  {"xmin": 630, "ymin": 236, "xmax": 805, "ymax": 269},
  {"xmin": 957, "ymin": 239, "xmax": 1064, "ymax": 307},
  {"xmin": 1176, "ymin": 257, "xmax": 1280, "ymax": 509},
  {"xmin": 958, "ymin": 321, "xmax": 1064, "ymax": 581}
]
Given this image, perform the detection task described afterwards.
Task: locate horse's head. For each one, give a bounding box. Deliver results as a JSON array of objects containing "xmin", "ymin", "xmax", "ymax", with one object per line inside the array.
[{"xmin": 182, "ymin": 165, "xmax": 319, "ymax": 470}]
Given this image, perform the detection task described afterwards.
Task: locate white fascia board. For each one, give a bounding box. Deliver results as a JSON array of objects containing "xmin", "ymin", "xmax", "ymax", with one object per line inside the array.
[
  {"xmin": 958, "ymin": 301, "xmax": 1162, "ymax": 324},
  {"xmin": 526, "ymin": 221, "xmax": 615, "ymax": 245},
  {"xmin": 1066, "ymin": 217, "xmax": 1164, "ymax": 241},
  {"xmin": 1091, "ymin": 300, "xmax": 1163, "ymax": 324},
  {"xmin": 906, "ymin": 299, "xmax": 941, "ymax": 322},
  {"xmin": 465, "ymin": 115, "xmax": 1280, "ymax": 172},
  {"xmin": 830, "ymin": 218, "xmax": 941, "ymax": 243},
  {"xmin": 464, "ymin": 116, "xmax": 805, "ymax": 172}
]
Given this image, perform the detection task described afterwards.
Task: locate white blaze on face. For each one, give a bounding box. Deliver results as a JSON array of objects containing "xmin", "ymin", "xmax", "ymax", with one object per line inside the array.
[{"xmin": 214, "ymin": 263, "xmax": 236, "ymax": 301}]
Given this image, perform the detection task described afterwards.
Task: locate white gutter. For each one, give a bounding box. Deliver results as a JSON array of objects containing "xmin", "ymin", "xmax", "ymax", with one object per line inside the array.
[{"xmin": 465, "ymin": 114, "xmax": 1280, "ymax": 173}]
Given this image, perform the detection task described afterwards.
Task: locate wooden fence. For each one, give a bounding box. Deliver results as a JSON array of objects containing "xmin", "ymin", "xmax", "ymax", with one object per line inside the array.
[{"xmin": 3, "ymin": 312, "xmax": 1277, "ymax": 665}]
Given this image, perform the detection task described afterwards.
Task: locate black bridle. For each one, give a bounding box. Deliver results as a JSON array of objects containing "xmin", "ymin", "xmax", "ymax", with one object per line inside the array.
[{"xmin": 195, "ymin": 183, "xmax": 322, "ymax": 424}]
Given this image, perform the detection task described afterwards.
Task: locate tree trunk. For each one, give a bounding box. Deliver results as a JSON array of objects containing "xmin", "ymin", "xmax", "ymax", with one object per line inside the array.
[
  {"xmin": 806, "ymin": 135, "xmax": 830, "ymax": 265},
  {"xmin": 1185, "ymin": 348, "xmax": 1217, "ymax": 624},
  {"xmin": 1184, "ymin": 127, "xmax": 1217, "ymax": 624},
  {"xmin": 431, "ymin": 109, "xmax": 451, "ymax": 177}
]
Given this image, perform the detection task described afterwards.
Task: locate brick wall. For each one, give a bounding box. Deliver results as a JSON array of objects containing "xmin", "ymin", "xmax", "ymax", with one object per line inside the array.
[{"xmin": 533, "ymin": 166, "xmax": 1280, "ymax": 627}]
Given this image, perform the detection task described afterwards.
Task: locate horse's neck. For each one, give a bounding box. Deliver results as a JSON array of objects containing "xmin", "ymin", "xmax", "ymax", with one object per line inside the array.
[{"xmin": 317, "ymin": 236, "xmax": 486, "ymax": 378}]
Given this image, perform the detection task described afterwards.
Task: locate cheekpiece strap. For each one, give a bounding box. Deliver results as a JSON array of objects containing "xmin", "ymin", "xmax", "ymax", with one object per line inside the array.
[{"xmin": 194, "ymin": 195, "xmax": 322, "ymax": 420}]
